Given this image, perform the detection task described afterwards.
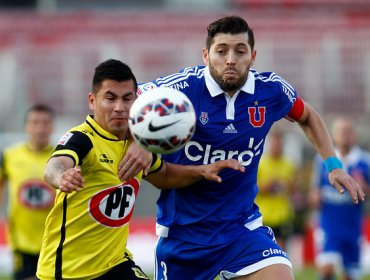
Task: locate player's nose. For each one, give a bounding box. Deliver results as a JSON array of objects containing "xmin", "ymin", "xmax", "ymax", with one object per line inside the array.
[
  {"xmin": 226, "ymin": 51, "xmax": 237, "ymax": 65},
  {"xmin": 114, "ymin": 99, "xmax": 126, "ymax": 112}
]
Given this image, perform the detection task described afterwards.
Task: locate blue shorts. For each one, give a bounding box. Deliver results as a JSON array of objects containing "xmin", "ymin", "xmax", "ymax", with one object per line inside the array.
[
  {"xmin": 315, "ymin": 229, "xmax": 361, "ymax": 278},
  {"xmin": 154, "ymin": 226, "xmax": 292, "ymax": 280}
]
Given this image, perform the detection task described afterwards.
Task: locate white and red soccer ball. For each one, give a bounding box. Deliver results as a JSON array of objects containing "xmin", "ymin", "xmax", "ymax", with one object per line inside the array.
[{"xmin": 129, "ymin": 87, "xmax": 196, "ymax": 154}]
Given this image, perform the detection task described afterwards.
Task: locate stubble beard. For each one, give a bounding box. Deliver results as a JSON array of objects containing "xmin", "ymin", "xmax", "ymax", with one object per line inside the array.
[{"xmin": 209, "ymin": 64, "xmax": 249, "ymax": 93}]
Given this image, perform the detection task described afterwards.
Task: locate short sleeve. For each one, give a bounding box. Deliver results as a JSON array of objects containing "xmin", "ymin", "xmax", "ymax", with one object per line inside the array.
[{"xmin": 52, "ymin": 131, "xmax": 93, "ymax": 166}]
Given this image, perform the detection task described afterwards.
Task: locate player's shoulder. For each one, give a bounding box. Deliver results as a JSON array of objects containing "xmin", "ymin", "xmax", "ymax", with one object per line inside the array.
[
  {"xmin": 252, "ymin": 69, "xmax": 292, "ymax": 87},
  {"xmin": 252, "ymin": 69, "xmax": 297, "ymax": 101},
  {"xmin": 358, "ymin": 148, "xmax": 370, "ymax": 165},
  {"xmin": 138, "ymin": 66, "xmax": 205, "ymax": 94},
  {"xmin": 3, "ymin": 141, "xmax": 27, "ymax": 155},
  {"xmin": 155, "ymin": 66, "xmax": 206, "ymax": 86},
  {"xmin": 69, "ymin": 121, "xmax": 93, "ymax": 135},
  {"xmin": 56, "ymin": 121, "xmax": 92, "ymax": 147}
]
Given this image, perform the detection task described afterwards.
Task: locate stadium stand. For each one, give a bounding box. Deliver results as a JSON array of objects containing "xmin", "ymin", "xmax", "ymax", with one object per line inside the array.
[{"xmin": 0, "ymin": 3, "xmax": 370, "ymax": 276}]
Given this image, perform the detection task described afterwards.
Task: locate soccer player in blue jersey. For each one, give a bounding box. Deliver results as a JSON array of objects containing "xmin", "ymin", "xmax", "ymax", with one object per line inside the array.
[
  {"xmin": 309, "ymin": 116, "xmax": 370, "ymax": 280},
  {"xmin": 120, "ymin": 16, "xmax": 365, "ymax": 280}
]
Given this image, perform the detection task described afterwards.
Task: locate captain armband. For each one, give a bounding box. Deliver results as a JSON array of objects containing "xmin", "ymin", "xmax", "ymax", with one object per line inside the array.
[
  {"xmin": 324, "ymin": 157, "xmax": 343, "ymax": 173},
  {"xmin": 287, "ymin": 96, "xmax": 305, "ymax": 121}
]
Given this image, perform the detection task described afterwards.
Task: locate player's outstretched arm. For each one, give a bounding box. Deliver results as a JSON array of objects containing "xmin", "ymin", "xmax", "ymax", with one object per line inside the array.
[
  {"xmin": 145, "ymin": 159, "xmax": 245, "ymax": 189},
  {"xmin": 296, "ymin": 101, "xmax": 365, "ymax": 204},
  {"xmin": 118, "ymin": 142, "xmax": 152, "ymax": 181},
  {"xmin": 44, "ymin": 156, "xmax": 84, "ymax": 193}
]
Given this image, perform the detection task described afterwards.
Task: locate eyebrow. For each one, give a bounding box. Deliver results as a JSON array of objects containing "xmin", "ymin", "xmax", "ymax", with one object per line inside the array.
[
  {"xmin": 215, "ymin": 42, "xmax": 248, "ymax": 48},
  {"xmin": 104, "ymin": 90, "xmax": 135, "ymax": 97}
]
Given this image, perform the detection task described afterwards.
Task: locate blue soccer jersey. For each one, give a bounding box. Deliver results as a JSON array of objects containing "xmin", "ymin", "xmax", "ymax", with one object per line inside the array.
[
  {"xmin": 311, "ymin": 147, "xmax": 370, "ymax": 238},
  {"xmin": 138, "ymin": 66, "xmax": 298, "ymax": 245}
]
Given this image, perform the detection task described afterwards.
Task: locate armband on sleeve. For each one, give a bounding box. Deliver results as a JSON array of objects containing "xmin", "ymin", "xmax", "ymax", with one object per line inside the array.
[
  {"xmin": 147, "ymin": 153, "xmax": 163, "ymax": 175},
  {"xmin": 287, "ymin": 96, "xmax": 305, "ymax": 121},
  {"xmin": 324, "ymin": 157, "xmax": 343, "ymax": 173}
]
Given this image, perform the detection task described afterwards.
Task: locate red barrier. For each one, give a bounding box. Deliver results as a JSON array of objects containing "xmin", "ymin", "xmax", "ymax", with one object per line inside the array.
[{"xmin": 0, "ymin": 219, "xmax": 7, "ymax": 245}]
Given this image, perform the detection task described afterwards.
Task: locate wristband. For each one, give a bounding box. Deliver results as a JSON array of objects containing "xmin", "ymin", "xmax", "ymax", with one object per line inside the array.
[{"xmin": 324, "ymin": 157, "xmax": 343, "ymax": 173}]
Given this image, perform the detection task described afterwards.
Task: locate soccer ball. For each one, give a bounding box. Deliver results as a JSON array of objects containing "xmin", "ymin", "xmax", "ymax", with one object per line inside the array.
[{"xmin": 129, "ymin": 87, "xmax": 196, "ymax": 154}]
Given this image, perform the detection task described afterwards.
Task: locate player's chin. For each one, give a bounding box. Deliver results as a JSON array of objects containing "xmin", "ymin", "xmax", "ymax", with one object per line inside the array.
[
  {"xmin": 111, "ymin": 118, "xmax": 127, "ymax": 126},
  {"xmin": 223, "ymin": 73, "xmax": 239, "ymax": 80},
  {"xmin": 110, "ymin": 121, "xmax": 128, "ymax": 132}
]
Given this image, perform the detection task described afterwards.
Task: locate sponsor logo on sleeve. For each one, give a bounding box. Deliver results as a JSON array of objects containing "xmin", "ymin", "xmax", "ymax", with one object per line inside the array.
[{"xmin": 57, "ymin": 132, "xmax": 73, "ymax": 145}]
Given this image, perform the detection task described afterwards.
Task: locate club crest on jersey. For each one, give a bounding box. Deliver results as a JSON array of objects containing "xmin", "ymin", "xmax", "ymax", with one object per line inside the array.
[
  {"xmin": 199, "ymin": 112, "xmax": 209, "ymax": 125},
  {"xmin": 248, "ymin": 106, "xmax": 266, "ymax": 127},
  {"xmin": 89, "ymin": 178, "xmax": 139, "ymax": 228},
  {"xmin": 142, "ymin": 82, "xmax": 157, "ymax": 92}
]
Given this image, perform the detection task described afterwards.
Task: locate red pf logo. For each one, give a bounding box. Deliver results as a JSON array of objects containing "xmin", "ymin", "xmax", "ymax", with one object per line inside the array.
[
  {"xmin": 18, "ymin": 180, "xmax": 55, "ymax": 209},
  {"xmin": 89, "ymin": 178, "xmax": 139, "ymax": 228},
  {"xmin": 248, "ymin": 107, "xmax": 266, "ymax": 127}
]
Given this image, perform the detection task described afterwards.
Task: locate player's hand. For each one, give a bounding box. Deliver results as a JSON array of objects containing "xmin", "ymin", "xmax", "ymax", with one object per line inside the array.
[
  {"xmin": 118, "ymin": 142, "xmax": 152, "ymax": 181},
  {"xmin": 202, "ymin": 159, "xmax": 245, "ymax": 183},
  {"xmin": 59, "ymin": 166, "xmax": 84, "ymax": 193},
  {"xmin": 328, "ymin": 168, "xmax": 366, "ymax": 204}
]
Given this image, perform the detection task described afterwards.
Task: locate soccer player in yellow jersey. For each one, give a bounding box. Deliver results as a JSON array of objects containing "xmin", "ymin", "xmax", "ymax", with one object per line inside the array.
[
  {"xmin": 0, "ymin": 104, "xmax": 56, "ymax": 280},
  {"xmin": 36, "ymin": 59, "xmax": 244, "ymax": 280},
  {"xmin": 256, "ymin": 130, "xmax": 298, "ymax": 249}
]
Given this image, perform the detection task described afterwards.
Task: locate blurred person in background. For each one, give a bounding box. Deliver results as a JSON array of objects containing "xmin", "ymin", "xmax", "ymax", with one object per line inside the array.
[
  {"xmin": 0, "ymin": 104, "xmax": 56, "ymax": 280},
  {"xmin": 36, "ymin": 58, "xmax": 244, "ymax": 280},
  {"xmin": 309, "ymin": 116, "xmax": 370, "ymax": 280},
  {"xmin": 121, "ymin": 15, "xmax": 365, "ymax": 280},
  {"xmin": 256, "ymin": 129, "xmax": 301, "ymax": 250}
]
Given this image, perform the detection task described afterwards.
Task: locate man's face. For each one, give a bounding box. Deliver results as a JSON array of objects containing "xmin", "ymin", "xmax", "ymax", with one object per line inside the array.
[
  {"xmin": 332, "ymin": 119, "xmax": 357, "ymax": 150},
  {"xmin": 89, "ymin": 79, "xmax": 136, "ymax": 140},
  {"xmin": 26, "ymin": 111, "xmax": 54, "ymax": 149},
  {"xmin": 202, "ymin": 33, "xmax": 256, "ymax": 95}
]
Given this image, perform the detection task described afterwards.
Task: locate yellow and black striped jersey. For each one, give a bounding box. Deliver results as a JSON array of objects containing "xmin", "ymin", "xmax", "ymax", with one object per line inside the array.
[
  {"xmin": 37, "ymin": 115, "xmax": 162, "ymax": 280},
  {"xmin": 0, "ymin": 142, "xmax": 55, "ymax": 254}
]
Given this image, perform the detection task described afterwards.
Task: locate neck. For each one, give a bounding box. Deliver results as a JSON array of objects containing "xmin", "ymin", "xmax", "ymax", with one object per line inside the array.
[
  {"xmin": 226, "ymin": 91, "xmax": 237, "ymax": 97},
  {"xmin": 117, "ymin": 129, "xmax": 129, "ymax": 141},
  {"xmin": 28, "ymin": 141, "xmax": 49, "ymax": 152},
  {"xmin": 337, "ymin": 146, "xmax": 351, "ymax": 157}
]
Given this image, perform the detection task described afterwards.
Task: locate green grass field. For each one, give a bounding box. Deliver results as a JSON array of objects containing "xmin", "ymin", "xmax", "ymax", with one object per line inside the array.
[{"xmin": 1, "ymin": 267, "xmax": 369, "ymax": 280}]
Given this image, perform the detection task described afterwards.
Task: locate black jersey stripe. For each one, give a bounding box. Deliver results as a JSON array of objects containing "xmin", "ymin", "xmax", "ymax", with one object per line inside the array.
[
  {"xmin": 147, "ymin": 153, "xmax": 163, "ymax": 175},
  {"xmin": 55, "ymin": 195, "xmax": 68, "ymax": 280},
  {"xmin": 51, "ymin": 154, "xmax": 77, "ymax": 166},
  {"xmin": 86, "ymin": 118, "xmax": 121, "ymax": 141}
]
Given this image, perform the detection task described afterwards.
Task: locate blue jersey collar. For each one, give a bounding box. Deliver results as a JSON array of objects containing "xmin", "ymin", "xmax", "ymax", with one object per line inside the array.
[{"xmin": 204, "ymin": 66, "xmax": 255, "ymax": 97}]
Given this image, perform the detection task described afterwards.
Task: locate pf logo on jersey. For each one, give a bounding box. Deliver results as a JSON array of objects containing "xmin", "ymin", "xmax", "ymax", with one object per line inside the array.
[
  {"xmin": 18, "ymin": 180, "xmax": 55, "ymax": 209},
  {"xmin": 89, "ymin": 178, "xmax": 139, "ymax": 228}
]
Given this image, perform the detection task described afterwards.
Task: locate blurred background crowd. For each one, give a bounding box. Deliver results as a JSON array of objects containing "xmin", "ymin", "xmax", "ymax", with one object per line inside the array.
[{"xmin": 0, "ymin": 0, "xmax": 370, "ymax": 278}]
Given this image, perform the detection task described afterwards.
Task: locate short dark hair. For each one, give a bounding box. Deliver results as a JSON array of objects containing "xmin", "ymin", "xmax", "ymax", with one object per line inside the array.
[
  {"xmin": 92, "ymin": 59, "xmax": 138, "ymax": 94},
  {"xmin": 206, "ymin": 16, "xmax": 255, "ymax": 51},
  {"xmin": 25, "ymin": 103, "xmax": 55, "ymax": 122}
]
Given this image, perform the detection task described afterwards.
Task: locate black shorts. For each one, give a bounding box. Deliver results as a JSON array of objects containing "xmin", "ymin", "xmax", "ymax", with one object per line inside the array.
[
  {"xmin": 13, "ymin": 250, "xmax": 39, "ymax": 280},
  {"xmin": 93, "ymin": 259, "xmax": 149, "ymax": 280},
  {"xmin": 271, "ymin": 223, "xmax": 293, "ymax": 241}
]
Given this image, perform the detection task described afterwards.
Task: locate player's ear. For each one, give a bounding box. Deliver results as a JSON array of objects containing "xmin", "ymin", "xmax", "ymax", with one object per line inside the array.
[
  {"xmin": 202, "ymin": 48, "xmax": 209, "ymax": 65},
  {"xmin": 88, "ymin": 92, "xmax": 95, "ymax": 111},
  {"xmin": 251, "ymin": 49, "xmax": 257, "ymax": 65}
]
